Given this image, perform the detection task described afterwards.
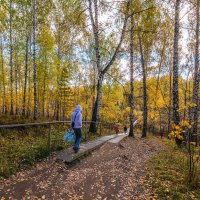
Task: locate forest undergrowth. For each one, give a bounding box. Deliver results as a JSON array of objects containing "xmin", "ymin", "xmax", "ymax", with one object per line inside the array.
[{"xmin": 148, "ymin": 138, "xmax": 200, "ymax": 200}]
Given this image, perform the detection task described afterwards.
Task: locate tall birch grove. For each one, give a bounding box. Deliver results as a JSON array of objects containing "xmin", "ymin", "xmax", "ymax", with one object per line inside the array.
[{"xmin": 0, "ymin": 0, "xmax": 198, "ymax": 139}]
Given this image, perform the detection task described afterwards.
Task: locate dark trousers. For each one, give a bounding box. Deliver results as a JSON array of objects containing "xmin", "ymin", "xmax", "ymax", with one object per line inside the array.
[{"xmin": 73, "ymin": 128, "xmax": 82, "ymax": 150}]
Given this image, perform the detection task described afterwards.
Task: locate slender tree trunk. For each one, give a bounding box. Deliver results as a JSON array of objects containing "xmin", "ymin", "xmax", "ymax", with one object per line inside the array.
[
  {"xmin": 172, "ymin": 0, "xmax": 180, "ymax": 125},
  {"xmin": 56, "ymin": 100, "xmax": 59, "ymax": 120},
  {"xmin": 22, "ymin": 35, "xmax": 29, "ymax": 116},
  {"xmin": 184, "ymin": 81, "xmax": 187, "ymax": 121},
  {"xmin": 129, "ymin": 13, "xmax": 134, "ymax": 137},
  {"xmin": 88, "ymin": 0, "xmax": 101, "ymax": 71},
  {"xmin": 59, "ymin": 101, "xmax": 61, "ymax": 120},
  {"xmin": 139, "ymin": 36, "xmax": 147, "ymax": 137},
  {"xmin": 33, "ymin": 0, "xmax": 37, "ymax": 120},
  {"xmin": 168, "ymin": 68, "xmax": 172, "ymax": 133},
  {"xmin": 9, "ymin": 0, "xmax": 14, "ymax": 115},
  {"xmin": 159, "ymin": 110, "xmax": 162, "ymax": 133},
  {"xmin": 42, "ymin": 54, "xmax": 47, "ymax": 117},
  {"xmin": 85, "ymin": 94, "xmax": 88, "ymax": 121},
  {"xmin": 152, "ymin": 42, "xmax": 166, "ymax": 133},
  {"xmin": 0, "ymin": 34, "xmax": 6, "ymax": 114},
  {"xmin": 15, "ymin": 51, "xmax": 18, "ymax": 115},
  {"xmin": 37, "ymin": 88, "xmax": 40, "ymax": 118},
  {"xmin": 47, "ymin": 101, "xmax": 49, "ymax": 119},
  {"xmin": 27, "ymin": 37, "xmax": 32, "ymax": 118},
  {"xmin": 192, "ymin": 0, "xmax": 199, "ymax": 144},
  {"xmin": 189, "ymin": 80, "xmax": 192, "ymax": 123},
  {"xmin": 56, "ymin": 22, "xmax": 61, "ymax": 121},
  {"xmin": 184, "ymin": 69, "xmax": 190, "ymax": 121},
  {"xmin": 27, "ymin": 65, "xmax": 31, "ymax": 117},
  {"xmin": 92, "ymin": 66, "xmax": 96, "ymax": 116}
]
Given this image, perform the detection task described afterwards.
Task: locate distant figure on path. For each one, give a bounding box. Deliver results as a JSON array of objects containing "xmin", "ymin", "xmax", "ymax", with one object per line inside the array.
[
  {"xmin": 160, "ymin": 129, "xmax": 164, "ymax": 139},
  {"xmin": 113, "ymin": 123, "xmax": 119, "ymax": 135},
  {"xmin": 71, "ymin": 105, "xmax": 82, "ymax": 153},
  {"xmin": 124, "ymin": 125, "xmax": 128, "ymax": 134}
]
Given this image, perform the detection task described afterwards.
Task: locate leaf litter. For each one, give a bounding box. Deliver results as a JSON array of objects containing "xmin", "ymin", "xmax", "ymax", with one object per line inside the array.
[{"xmin": 0, "ymin": 137, "xmax": 164, "ymax": 199}]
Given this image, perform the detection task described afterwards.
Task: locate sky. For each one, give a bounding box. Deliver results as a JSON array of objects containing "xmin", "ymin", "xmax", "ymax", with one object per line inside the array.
[{"xmin": 70, "ymin": 0, "xmax": 195, "ymax": 85}]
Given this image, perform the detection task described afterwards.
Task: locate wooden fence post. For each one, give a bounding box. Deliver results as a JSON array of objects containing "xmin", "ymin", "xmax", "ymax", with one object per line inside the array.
[
  {"xmin": 48, "ymin": 124, "xmax": 51, "ymax": 149},
  {"xmin": 100, "ymin": 122, "xmax": 102, "ymax": 136},
  {"xmin": 85, "ymin": 123, "xmax": 87, "ymax": 140}
]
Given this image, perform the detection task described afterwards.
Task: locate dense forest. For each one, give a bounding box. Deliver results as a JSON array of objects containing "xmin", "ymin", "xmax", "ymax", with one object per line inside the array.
[
  {"xmin": 0, "ymin": 1, "xmax": 200, "ymax": 198},
  {"xmin": 0, "ymin": 0, "xmax": 199, "ymax": 137}
]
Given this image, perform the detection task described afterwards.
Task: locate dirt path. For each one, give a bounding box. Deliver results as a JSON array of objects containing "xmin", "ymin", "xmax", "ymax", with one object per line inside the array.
[{"xmin": 0, "ymin": 137, "xmax": 164, "ymax": 200}]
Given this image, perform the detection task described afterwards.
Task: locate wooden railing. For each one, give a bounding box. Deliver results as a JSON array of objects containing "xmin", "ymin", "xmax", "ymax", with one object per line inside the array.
[
  {"xmin": 0, "ymin": 120, "xmax": 138, "ymax": 149},
  {"xmin": 0, "ymin": 121, "xmax": 116, "ymax": 148}
]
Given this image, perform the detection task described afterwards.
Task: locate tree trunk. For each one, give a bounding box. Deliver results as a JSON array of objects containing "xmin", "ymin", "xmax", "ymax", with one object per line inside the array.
[
  {"xmin": 56, "ymin": 22, "xmax": 61, "ymax": 121},
  {"xmin": 33, "ymin": 0, "xmax": 37, "ymax": 120},
  {"xmin": 139, "ymin": 36, "xmax": 147, "ymax": 137},
  {"xmin": 168, "ymin": 68, "xmax": 172, "ymax": 133},
  {"xmin": 85, "ymin": 94, "xmax": 88, "ymax": 121},
  {"xmin": 15, "ymin": 51, "xmax": 18, "ymax": 115},
  {"xmin": 0, "ymin": 34, "xmax": 7, "ymax": 114},
  {"xmin": 152, "ymin": 41, "xmax": 166, "ymax": 133},
  {"xmin": 172, "ymin": 0, "xmax": 180, "ymax": 125},
  {"xmin": 56, "ymin": 101, "xmax": 59, "ymax": 120},
  {"xmin": 42, "ymin": 54, "xmax": 47, "ymax": 118},
  {"xmin": 22, "ymin": 35, "xmax": 29, "ymax": 116},
  {"xmin": 183, "ymin": 81, "xmax": 187, "ymax": 121},
  {"xmin": 27, "ymin": 34, "xmax": 32, "ymax": 117},
  {"xmin": 89, "ymin": 73, "xmax": 104, "ymax": 132},
  {"xmin": 192, "ymin": 0, "xmax": 199, "ymax": 144},
  {"xmin": 184, "ymin": 69, "xmax": 190, "ymax": 121},
  {"xmin": 91, "ymin": 66, "xmax": 96, "ymax": 117},
  {"xmin": 88, "ymin": 0, "xmax": 101, "ymax": 70},
  {"xmin": 27, "ymin": 63, "xmax": 31, "ymax": 117},
  {"xmin": 9, "ymin": 0, "xmax": 14, "ymax": 115},
  {"xmin": 129, "ymin": 13, "xmax": 134, "ymax": 137}
]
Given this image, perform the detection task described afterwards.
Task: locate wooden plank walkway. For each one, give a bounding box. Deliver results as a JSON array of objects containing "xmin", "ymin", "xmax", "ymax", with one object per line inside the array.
[
  {"xmin": 108, "ymin": 133, "xmax": 127, "ymax": 143},
  {"xmin": 57, "ymin": 134, "xmax": 127, "ymax": 163}
]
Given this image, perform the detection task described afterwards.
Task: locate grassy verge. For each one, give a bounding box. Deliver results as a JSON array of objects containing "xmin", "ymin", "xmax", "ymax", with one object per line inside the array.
[
  {"xmin": 147, "ymin": 139, "xmax": 200, "ymax": 200},
  {"xmin": 0, "ymin": 125, "xmax": 65, "ymax": 178},
  {"xmin": 0, "ymin": 122, "xmax": 110, "ymax": 178}
]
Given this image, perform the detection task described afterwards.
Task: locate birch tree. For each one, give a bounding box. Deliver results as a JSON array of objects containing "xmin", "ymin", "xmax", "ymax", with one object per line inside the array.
[
  {"xmin": 129, "ymin": 10, "xmax": 134, "ymax": 137},
  {"xmin": 138, "ymin": 35, "xmax": 147, "ymax": 137},
  {"xmin": 88, "ymin": 0, "xmax": 131, "ymax": 133},
  {"xmin": 0, "ymin": 34, "xmax": 7, "ymax": 114},
  {"xmin": 172, "ymin": 0, "xmax": 181, "ymax": 125},
  {"xmin": 192, "ymin": 0, "xmax": 199, "ymax": 143},
  {"xmin": 9, "ymin": 0, "xmax": 14, "ymax": 115},
  {"xmin": 33, "ymin": 0, "xmax": 37, "ymax": 120}
]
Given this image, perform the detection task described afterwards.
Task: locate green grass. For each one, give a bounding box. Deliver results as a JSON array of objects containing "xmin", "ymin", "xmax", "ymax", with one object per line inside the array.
[
  {"xmin": 0, "ymin": 115, "xmax": 113, "ymax": 178},
  {"xmin": 148, "ymin": 139, "xmax": 200, "ymax": 200},
  {"xmin": 0, "ymin": 122, "xmax": 110, "ymax": 178}
]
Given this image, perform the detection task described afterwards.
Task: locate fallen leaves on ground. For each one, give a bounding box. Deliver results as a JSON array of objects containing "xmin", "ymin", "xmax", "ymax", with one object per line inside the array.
[{"xmin": 0, "ymin": 137, "xmax": 165, "ymax": 200}]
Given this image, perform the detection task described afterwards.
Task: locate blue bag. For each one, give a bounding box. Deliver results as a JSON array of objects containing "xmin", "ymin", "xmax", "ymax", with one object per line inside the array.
[{"xmin": 64, "ymin": 130, "xmax": 74, "ymax": 142}]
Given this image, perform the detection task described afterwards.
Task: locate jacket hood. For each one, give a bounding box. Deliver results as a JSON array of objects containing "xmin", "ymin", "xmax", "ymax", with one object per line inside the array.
[{"xmin": 74, "ymin": 105, "xmax": 82, "ymax": 112}]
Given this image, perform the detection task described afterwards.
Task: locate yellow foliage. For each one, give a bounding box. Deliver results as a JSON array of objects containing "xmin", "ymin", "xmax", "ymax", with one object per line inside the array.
[
  {"xmin": 181, "ymin": 120, "xmax": 192, "ymax": 129},
  {"xmin": 169, "ymin": 121, "xmax": 191, "ymax": 141}
]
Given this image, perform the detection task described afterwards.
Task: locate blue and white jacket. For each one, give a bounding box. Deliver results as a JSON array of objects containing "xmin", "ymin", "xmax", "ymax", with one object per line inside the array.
[{"xmin": 71, "ymin": 105, "xmax": 82, "ymax": 128}]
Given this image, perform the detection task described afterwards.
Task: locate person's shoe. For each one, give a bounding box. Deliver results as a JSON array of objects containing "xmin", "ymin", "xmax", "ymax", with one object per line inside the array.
[{"xmin": 74, "ymin": 149, "xmax": 78, "ymax": 153}]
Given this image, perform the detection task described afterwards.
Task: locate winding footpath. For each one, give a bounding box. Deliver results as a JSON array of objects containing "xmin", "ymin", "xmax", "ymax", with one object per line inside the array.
[{"xmin": 0, "ymin": 137, "xmax": 164, "ymax": 200}]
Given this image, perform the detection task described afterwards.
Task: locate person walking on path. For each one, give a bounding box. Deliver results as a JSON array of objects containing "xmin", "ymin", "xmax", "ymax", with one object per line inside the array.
[
  {"xmin": 113, "ymin": 123, "xmax": 120, "ymax": 135},
  {"xmin": 124, "ymin": 125, "xmax": 128, "ymax": 134},
  {"xmin": 71, "ymin": 105, "xmax": 82, "ymax": 153}
]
